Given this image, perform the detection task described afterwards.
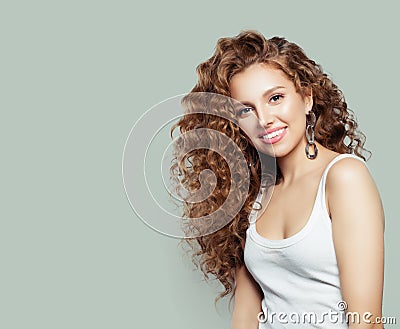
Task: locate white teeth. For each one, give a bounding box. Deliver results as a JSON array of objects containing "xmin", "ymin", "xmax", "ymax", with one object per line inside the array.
[{"xmin": 263, "ymin": 128, "xmax": 285, "ymax": 139}]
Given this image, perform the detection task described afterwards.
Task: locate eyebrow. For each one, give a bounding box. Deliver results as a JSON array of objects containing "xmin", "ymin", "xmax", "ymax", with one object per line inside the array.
[{"xmin": 238, "ymin": 86, "xmax": 286, "ymax": 106}]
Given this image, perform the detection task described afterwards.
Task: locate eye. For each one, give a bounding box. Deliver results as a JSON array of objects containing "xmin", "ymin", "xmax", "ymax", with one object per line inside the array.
[
  {"xmin": 237, "ymin": 107, "xmax": 253, "ymax": 117},
  {"xmin": 269, "ymin": 94, "xmax": 283, "ymax": 103}
]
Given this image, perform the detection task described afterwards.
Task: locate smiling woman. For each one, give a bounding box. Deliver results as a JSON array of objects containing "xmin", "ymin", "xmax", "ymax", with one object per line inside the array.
[
  {"xmin": 230, "ymin": 64, "xmax": 313, "ymax": 158},
  {"xmin": 170, "ymin": 30, "xmax": 384, "ymax": 329}
]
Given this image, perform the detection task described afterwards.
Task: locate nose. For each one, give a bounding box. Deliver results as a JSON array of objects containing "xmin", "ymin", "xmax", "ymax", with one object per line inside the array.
[{"xmin": 256, "ymin": 107, "xmax": 273, "ymax": 128}]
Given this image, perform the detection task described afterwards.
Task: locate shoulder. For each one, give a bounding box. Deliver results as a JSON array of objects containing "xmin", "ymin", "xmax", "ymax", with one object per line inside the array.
[
  {"xmin": 326, "ymin": 155, "xmax": 370, "ymax": 186},
  {"xmin": 325, "ymin": 155, "xmax": 383, "ymax": 220}
]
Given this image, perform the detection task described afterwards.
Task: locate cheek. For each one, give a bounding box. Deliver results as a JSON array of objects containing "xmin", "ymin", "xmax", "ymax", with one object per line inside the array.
[
  {"xmin": 280, "ymin": 101, "xmax": 306, "ymax": 125},
  {"xmin": 237, "ymin": 116, "xmax": 259, "ymax": 136}
]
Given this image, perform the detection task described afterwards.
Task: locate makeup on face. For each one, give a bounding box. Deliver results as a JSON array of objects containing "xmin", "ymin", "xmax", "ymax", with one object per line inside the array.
[{"xmin": 229, "ymin": 63, "xmax": 311, "ymax": 157}]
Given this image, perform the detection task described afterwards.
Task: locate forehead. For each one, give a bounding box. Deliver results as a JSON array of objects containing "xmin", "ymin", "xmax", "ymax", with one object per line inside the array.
[{"xmin": 229, "ymin": 63, "xmax": 293, "ymax": 100}]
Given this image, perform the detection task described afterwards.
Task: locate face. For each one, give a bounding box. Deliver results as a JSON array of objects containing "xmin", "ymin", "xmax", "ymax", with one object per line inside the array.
[{"xmin": 229, "ymin": 63, "xmax": 313, "ymax": 158}]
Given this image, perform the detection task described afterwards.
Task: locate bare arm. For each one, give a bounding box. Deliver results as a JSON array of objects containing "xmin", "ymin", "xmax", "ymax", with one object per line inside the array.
[
  {"xmin": 328, "ymin": 158, "xmax": 385, "ymax": 329},
  {"xmin": 231, "ymin": 264, "xmax": 263, "ymax": 329}
]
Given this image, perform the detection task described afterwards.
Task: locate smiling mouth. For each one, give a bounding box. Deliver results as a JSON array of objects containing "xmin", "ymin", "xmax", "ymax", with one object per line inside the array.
[
  {"xmin": 261, "ymin": 128, "xmax": 286, "ymax": 139},
  {"xmin": 259, "ymin": 127, "xmax": 287, "ymax": 144}
]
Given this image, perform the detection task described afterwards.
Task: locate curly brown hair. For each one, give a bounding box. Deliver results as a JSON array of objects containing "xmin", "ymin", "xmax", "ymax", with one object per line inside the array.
[{"xmin": 170, "ymin": 30, "xmax": 369, "ymax": 303}]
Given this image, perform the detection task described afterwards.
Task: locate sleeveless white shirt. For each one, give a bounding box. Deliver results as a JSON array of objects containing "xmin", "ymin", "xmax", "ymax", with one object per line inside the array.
[{"xmin": 244, "ymin": 153, "xmax": 365, "ymax": 329}]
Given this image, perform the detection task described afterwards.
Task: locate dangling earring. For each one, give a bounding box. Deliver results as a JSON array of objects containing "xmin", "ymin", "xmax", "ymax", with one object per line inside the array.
[{"xmin": 305, "ymin": 111, "xmax": 318, "ymax": 159}]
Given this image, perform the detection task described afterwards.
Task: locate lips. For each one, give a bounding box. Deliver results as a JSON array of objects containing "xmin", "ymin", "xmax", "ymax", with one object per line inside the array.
[{"xmin": 259, "ymin": 126, "xmax": 287, "ymax": 144}]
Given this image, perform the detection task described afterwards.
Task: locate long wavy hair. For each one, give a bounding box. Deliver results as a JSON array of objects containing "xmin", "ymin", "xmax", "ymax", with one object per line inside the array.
[{"xmin": 170, "ymin": 30, "xmax": 369, "ymax": 303}]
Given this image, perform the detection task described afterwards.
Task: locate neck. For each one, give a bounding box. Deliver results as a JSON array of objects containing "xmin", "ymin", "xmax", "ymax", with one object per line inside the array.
[{"xmin": 276, "ymin": 139, "xmax": 322, "ymax": 185}]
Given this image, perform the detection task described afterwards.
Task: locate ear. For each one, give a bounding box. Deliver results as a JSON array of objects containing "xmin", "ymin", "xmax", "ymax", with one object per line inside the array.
[{"xmin": 303, "ymin": 89, "xmax": 313, "ymax": 114}]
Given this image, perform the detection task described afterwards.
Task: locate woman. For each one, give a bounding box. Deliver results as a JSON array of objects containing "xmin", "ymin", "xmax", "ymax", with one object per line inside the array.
[{"xmin": 171, "ymin": 30, "xmax": 384, "ymax": 328}]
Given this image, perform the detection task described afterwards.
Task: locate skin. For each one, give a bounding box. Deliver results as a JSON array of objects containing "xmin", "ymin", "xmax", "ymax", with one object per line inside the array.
[{"xmin": 229, "ymin": 63, "xmax": 385, "ymax": 329}]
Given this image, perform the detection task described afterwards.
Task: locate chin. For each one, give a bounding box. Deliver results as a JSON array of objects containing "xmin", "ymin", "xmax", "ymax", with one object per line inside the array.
[
  {"xmin": 253, "ymin": 143, "xmax": 276, "ymax": 158},
  {"xmin": 257, "ymin": 144, "xmax": 294, "ymax": 160}
]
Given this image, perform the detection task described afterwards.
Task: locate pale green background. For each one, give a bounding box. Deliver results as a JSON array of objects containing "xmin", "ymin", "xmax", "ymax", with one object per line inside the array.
[{"xmin": 1, "ymin": 1, "xmax": 398, "ymax": 328}]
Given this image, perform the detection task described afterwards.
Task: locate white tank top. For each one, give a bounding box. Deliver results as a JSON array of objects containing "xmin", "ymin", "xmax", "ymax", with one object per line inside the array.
[{"xmin": 244, "ymin": 153, "xmax": 365, "ymax": 329}]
